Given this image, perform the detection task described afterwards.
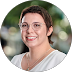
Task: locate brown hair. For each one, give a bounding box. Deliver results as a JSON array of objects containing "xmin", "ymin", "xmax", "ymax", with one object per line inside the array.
[{"xmin": 19, "ymin": 5, "xmax": 53, "ymax": 44}]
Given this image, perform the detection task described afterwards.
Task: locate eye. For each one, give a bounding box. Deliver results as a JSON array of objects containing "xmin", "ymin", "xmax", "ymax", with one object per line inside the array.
[
  {"xmin": 22, "ymin": 23, "xmax": 28, "ymax": 27},
  {"xmin": 34, "ymin": 23, "xmax": 40, "ymax": 27},
  {"xmin": 22, "ymin": 24, "xmax": 27, "ymax": 27}
]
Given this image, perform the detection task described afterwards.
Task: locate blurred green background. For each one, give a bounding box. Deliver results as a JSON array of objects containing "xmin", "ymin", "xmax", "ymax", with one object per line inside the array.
[{"xmin": 0, "ymin": 0, "xmax": 72, "ymax": 60}]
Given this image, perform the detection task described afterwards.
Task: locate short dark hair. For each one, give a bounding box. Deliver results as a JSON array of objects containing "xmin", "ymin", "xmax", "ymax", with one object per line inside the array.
[{"xmin": 19, "ymin": 5, "xmax": 53, "ymax": 44}]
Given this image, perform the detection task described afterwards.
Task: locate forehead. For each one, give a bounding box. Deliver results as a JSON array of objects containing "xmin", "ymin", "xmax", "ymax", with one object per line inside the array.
[{"xmin": 22, "ymin": 13, "xmax": 45, "ymax": 23}]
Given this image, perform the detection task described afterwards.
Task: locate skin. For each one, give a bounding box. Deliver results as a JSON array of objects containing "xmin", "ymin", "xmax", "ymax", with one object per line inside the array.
[{"xmin": 21, "ymin": 13, "xmax": 55, "ymax": 70}]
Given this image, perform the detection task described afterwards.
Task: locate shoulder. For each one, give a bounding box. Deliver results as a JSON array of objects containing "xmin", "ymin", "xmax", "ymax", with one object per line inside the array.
[
  {"xmin": 54, "ymin": 50, "xmax": 66, "ymax": 58},
  {"xmin": 40, "ymin": 50, "xmax": 66, "ymax": 70},
  {"xmin": 11, "ymin": 53, "xmax": 26, "ymax": 65},
  {"xmin": 50, "ymin": 50, "xmax": 66, "ymax": 63}
]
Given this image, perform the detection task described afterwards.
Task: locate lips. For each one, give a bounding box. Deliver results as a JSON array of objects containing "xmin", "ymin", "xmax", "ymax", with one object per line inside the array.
[{"xmin": 26, "ymin": 36, "xmax": 37, "ymax": 41}]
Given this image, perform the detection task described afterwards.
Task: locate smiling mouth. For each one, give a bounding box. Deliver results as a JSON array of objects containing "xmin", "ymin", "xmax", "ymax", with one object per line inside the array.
[{"xmin": 26, "ymin": 37, "xmax": 37, "ymax": 41}]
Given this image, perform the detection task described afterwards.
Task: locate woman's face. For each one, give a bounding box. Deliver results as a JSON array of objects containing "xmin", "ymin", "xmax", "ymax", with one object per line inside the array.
[{"xmin": 21, "ymin": 13, "xmax": 49, "ymax": 48}]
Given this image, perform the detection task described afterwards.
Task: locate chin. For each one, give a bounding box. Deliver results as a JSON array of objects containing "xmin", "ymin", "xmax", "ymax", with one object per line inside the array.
[{"xmin": 26, "ymin": 43, "xmax": 37, "ymax": 48}]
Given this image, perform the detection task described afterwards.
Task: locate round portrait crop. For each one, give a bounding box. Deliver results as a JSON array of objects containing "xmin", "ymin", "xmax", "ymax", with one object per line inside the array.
[{"xmin": 1, "ymin": 1, "xmax": 72, "ymax": 71}]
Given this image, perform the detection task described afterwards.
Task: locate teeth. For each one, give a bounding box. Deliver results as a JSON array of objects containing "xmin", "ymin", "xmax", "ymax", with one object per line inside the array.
[{"xmin": 27, "ymin": 37, "xmax": 36, "ymax": 39}]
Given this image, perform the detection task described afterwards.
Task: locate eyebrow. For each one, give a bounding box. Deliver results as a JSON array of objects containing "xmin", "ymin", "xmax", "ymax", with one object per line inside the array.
[
  {"xmin": 22, "ymin": 22, "xmax": 28, "ymax": 23},
  {"xmin": 33, "ymin": 22, "xmax": 40, "ymax": 23}
]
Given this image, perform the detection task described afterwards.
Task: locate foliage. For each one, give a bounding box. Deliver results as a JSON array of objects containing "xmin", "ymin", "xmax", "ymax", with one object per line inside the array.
[{"xmin": 2, "ymin": 0, "xmax": 71, "ymax": 37}]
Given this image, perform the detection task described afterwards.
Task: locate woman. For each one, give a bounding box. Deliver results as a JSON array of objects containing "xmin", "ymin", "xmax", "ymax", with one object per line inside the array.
[{"xmin": 11, "ymin": 5, "xmax": 66, "ymax": 71}]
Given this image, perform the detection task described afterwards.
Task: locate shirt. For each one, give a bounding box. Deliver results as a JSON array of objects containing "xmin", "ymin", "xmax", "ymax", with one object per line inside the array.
[{"xmin": 11, "ymin": 50, "xmax": 66, "ymax": 71}]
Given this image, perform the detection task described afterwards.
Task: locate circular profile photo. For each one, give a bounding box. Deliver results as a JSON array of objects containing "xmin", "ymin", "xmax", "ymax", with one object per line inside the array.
[{"xmin": 0, "ymin": 0, "xmax": 72, "ymax": 72}]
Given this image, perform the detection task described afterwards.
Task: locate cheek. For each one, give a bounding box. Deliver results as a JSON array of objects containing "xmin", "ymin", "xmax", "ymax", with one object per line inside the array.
[
  {"xmin": 21, "ymin": 31, "xmax": 26, "ymax": 41},
  {"xmin": 21, "ymin": 29, "xmax": 22, "ymax": 33},
  {"xmin": 37, "ymin": 28, "xmax": 47, "ymax": 38}
]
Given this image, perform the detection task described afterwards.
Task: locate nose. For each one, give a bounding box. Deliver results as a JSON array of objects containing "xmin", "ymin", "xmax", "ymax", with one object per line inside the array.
[{"xmin": 26, "ymin": 25, "xmax": 34, "ymax": 33}]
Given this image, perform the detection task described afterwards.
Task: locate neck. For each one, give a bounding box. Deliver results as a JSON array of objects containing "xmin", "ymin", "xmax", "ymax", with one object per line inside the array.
[{"xmin": 28, "ymin": 40, "xmax": 51, "ymax": 61}]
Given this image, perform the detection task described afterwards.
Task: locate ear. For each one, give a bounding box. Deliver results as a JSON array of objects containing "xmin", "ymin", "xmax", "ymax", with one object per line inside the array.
[{"xmin": 47, "ymin": 26, "xmax": 53, "ymax": 36}]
